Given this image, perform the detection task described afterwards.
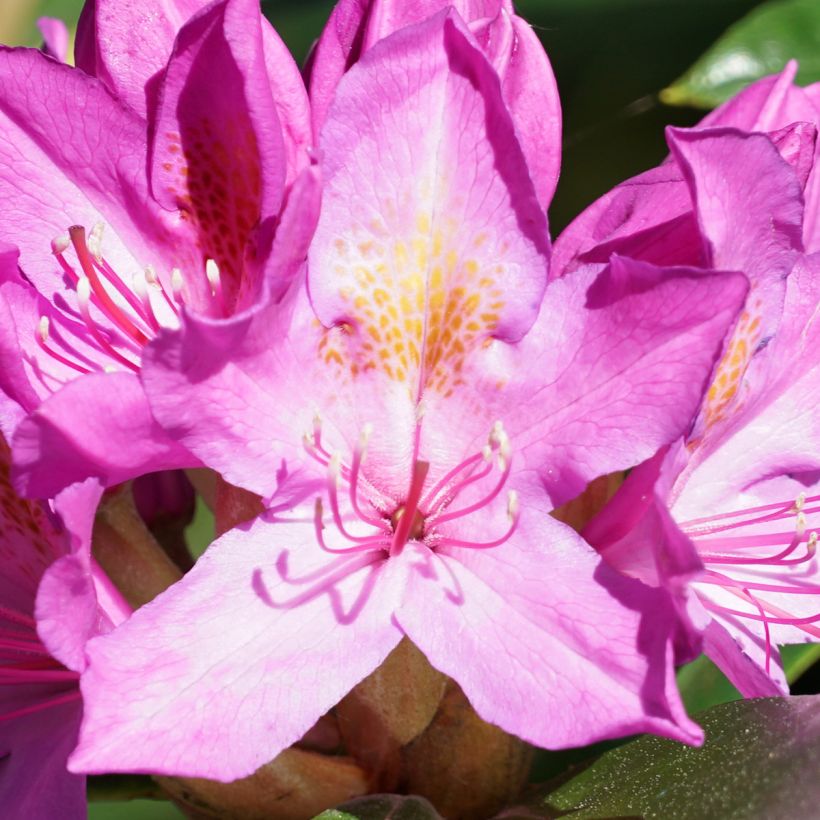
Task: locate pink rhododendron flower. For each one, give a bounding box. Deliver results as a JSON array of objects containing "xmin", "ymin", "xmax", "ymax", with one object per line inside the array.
[
  {"xmin": 0, "ymin": 436, "xmax": 129, "ymax": 818},
  {"xmin": 307, "ymin": 0, "xmax": 561, "ymax": 207},
  {"xmin": 553, "ymin": 61, "xmax": 820, "ymax": 278},
  {"xmin": 69, "ymin": 12, "xmax": 749, "ymax": 781},
  {"xmin": 585, "ymin": 123, "xmax": 820, "ymax": 696},
  {"xmin": 0, "ymin": 0, "xmax": 317, "ymax": 497}
]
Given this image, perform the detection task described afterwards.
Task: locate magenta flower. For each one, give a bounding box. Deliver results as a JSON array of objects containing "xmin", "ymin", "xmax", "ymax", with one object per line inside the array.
[
  {"xmin": 307, "ymin": 0, "xmax": 561, "ymax": 207},
  {"xmin": 585, "ymin": 124, "xmax": 820, "ymax": 696},
  {"xmin": 0, "ymin": 0, "xmax": 317, "ymax": 497},
  {"xmin": 69, "ymin": 12, "xmax": 748, "ymax": 780},
  {"xmin": 553, "ymin": 62, "xmax": 820, "ymax": 279},
  {"xmin": 0, "ymin": 437, "xmax": 129, "ymax": 818}
]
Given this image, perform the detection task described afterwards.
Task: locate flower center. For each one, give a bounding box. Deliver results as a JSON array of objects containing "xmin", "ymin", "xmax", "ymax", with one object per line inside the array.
[
  {"xmin": 679, "ymin": 491, "xmax": 820, "ymax": 673},
  {"xmin": 36, "ymin": 222, "xmax": 224, "ymax": 379},
  {"xmin": 253, "ymin": 420, "xmax": 520, "ymax": 615}
]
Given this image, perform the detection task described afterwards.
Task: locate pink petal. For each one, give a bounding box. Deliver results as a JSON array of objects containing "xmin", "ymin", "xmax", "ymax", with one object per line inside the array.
[
  {"xmin": 667, "ymin": 127, "xmax": 803, "ymax": 308},
  {"xmin": 0, "ymin": 48, "xmax": 185, "ymax": 301},
  {"xmin": 75, "ymin": 0, "xmax": 206, "ymax": 116},
  {"xmin": 422, "ymin": 256, "xmax": 748, "ymax": 509},
  {"xmin": 11, "ymin": 372, "xmax": 193, "ymax": 497},
  {"xmin": 0, "ymin": 698, "xmax": 85, "ymax": 820},
  {"xmin": 309, "ymin": 1, "xmax": 560, "ymax": 206},
  {"xmin": 149, "ymin": 0, "xmax": 292, "ymax": 312},
  {"xmin": 397, "ymin": 511, "xmax": 702, "ymax": 748},
  {"xmin": 143, "ymin": 289, "xmax": 417, "ymax": 500},
  {"xmin": 37, "ymin": 17, "xmax": 70, "ymax": 63},
  {"xmin": 71, "ymin": 517, "xmax": 405, "ymax": 779},
  {"xmin": 309, "ymin": 10, "xmax": 549, "ymax": 396},
  {"xmin": 702, "ymin": 619, "xmax": 786, "ymax": 698}
]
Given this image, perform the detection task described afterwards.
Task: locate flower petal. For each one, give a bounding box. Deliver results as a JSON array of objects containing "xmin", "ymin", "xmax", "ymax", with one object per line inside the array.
[
  {"xmin": 70, "ymin": 516, "xmax": 404, "ymax": 779},
  {"xmin": 0, "ymin": 699, "xmax": 85, "ymax": 820},
  {"xmin": 397, "ymin": 512, "xmax": 702, "ymax": 749},
  {"xmin": 0, "ymin": 48, "xmax": 183, "ymax": 301},
  {"xmin": 422, "ymin": 257, "xmax": 748, "ymax": 508},
  {"xmin": 309, "ymin": 0, "xmax": 560, "ymax": 206},
  {"xmin": 149, "ymin": 0, "xmax": 301, "ymax": 310},
  {"xmin": 308, "ymin": 10, "xmax": 548, "ymax": 398},
  {"xmin": 11, "ymin": 372, "xmax": 192, "ymax": 497}
]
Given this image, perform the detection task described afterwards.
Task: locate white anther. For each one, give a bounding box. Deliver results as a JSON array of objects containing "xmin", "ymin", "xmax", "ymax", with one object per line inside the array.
[
  {"xmin": 795, "ymin": 492, "xmax": 807, "ymax": 513},
  {"xmin": 481, "ymin": 444, "xmax": 493, "ymax": 462},
  {"xmin": 51, "ymin": 235, "xmax": 70, "ymax": 255},
  {"xmin": 145, "ymin": 265, "xmax": 159, "ymax": 286},
  {"xmin": 132, "ymin": 271, "xmax": 148, "ymax": 299},
  {"xmin": 37, "ymin": 316, "xmax": 50, "ymax": 343},
  {"xmin": 797, "ymin": 511, "xmax": 807, "ymax": 536},
  {"xmin": 88, "ymin": 222, "xmax": 105, "ymax": 262},
  {"xmin": 507, "ymin": 490, "xmax": 519, "ymax": 520},
  {"xmin": 359, "ymin": 423, "xmax": 373, "ymax": 448},
  {"xmin": 171, "ymin": 268, "xmax": 184, "ymax": 296},
  {"xmin": 328, "ymin": 452, "xmax": 342, "ymax": 480},
  {"xmin": 808, "ymin": 531, "xmax": 818, "ymax": 555},
  {"xmin": 76, "ymin": 276, "xmax": 91, "ymax": 306},
  {"xmin": 205, "ymin": 258, "xmax": 221, "ymax": 293},
  {"xmin": 312, "ymin": 412, "xmax": 323, "ymax": 435}
]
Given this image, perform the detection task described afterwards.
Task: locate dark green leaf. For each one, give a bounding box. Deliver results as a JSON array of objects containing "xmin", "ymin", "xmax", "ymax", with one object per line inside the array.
[
  {"xmin": 662, "ymin": 0, "xmax": 820, "ymax": 109},
  {"xmin": 511, "ymin": 696, "xmax": 820, "ymax": 819},
  {"xmin": 315, "ymin": 794, "xmax": 442, "ymax": 820}
]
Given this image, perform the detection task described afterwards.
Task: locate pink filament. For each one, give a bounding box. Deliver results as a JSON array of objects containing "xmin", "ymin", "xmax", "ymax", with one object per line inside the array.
[
  {"xmin": 69, "ymin": 226, "xmax": 149, "ymax": 347},
  {"xmin": 0, "ymin": 690, "xmax": 80, "ymax": 725}
]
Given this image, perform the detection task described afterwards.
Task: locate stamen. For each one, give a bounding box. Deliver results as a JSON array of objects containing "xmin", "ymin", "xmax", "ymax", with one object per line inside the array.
[
  {"xmin": 0, "ymin": 690, "xmax": 81, "ymax": 724},
  {"xmin": 35, "ymin": 316, "xmax": 93, "ymax": 376},
  {"xmin": 205, "ymin": 258, "xmax": 224, "ymax": 305},
  {"xmin": 348, "ymin": 424, "xmax": 389, "ymax": 531},
  {"xmin": 313, "ymin": 498, "xmax": 386, "ymax": 555},
  {"xmin": 327, "ymin": 454, "xmax": 379, "ymax": 543},
  {"xmin": 68, "ymin": 225, "xmax": 149, "ymax": 346},
  {"xmin": 76, "ymin": 278, "xmax": 140, "ymax": 372},
  {"xmin": 436, "ymin": 491, "xmax": 520, "ymax": 550}
]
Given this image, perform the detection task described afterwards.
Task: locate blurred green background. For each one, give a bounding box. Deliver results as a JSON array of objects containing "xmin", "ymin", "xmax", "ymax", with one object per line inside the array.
[{"xmin": 6, "ymin": 0, "xmax": 819, "ymax": 816}]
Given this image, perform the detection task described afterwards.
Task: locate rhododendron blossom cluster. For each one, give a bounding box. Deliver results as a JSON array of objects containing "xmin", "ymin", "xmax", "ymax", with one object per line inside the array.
[{"xmin": 0, "ymin": 0, "xmax": 817, "ymax": 816}]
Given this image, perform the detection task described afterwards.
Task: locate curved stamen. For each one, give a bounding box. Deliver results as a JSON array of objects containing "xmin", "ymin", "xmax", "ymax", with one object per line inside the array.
[
  {"xmin": 700, "ymin": 525, "xmax": 816, "ymax": 567},
  {"xmin": 431, "ymin": 456, "xmax": 511, "ymax": 527},
  {"xmin": 680, "ymin": 492, "xmax": 820, "ymax": 533},
  {"xmin": 327, "ymin": 454, "xmax": 382, "ymax": 543},
  {"xmin": 421, "ymin": 451, "xmax": 485, "ymax": 510},
  {"xmin": 348, "ymin": 425, "xmax": 390, "ymax": 531},
  {"xmin": 0, "ymin": 667, "xmax": 78, "ymax": 683},
  {"xmin": 36, "ymin": 317, "xmax": 94, "ymax": 376},
  {"xmin": 313, "ymin": 499, "xmax": 387, "ymax": 555},
  {"xmin": 76, "ymin": 278, "xmax": 141, "ymax": 372},
  {"xmin": 69, "ymin": 226, "xmax": 149, "ymax": 346},
  {"xmin": 436, "ymin": 492, "xmax": 520, "ymax": 550}
]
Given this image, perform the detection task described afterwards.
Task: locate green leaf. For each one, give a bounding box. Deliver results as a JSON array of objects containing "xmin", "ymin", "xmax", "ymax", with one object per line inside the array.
[
  {"xmin": 315, "ymin": 795, "xmax": 443, "ymax": 820},
  {"xmin": 662, "ymin": 0, "xmax": 820, "ymax": 109},
  {"xmin": 511, "ymin": 695, "xmax": 820, "ymax": 819}
]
